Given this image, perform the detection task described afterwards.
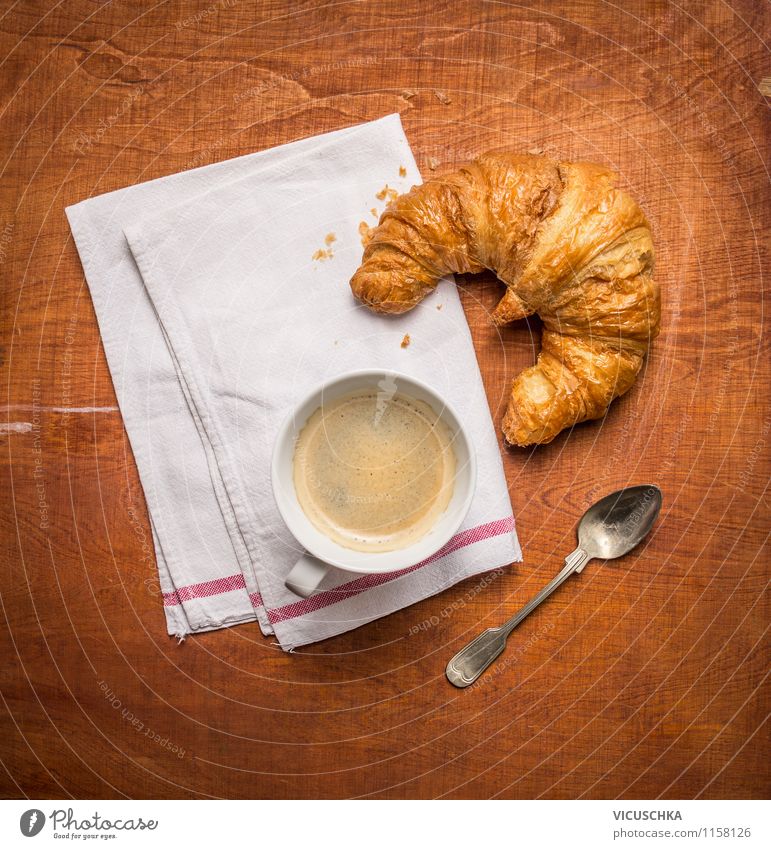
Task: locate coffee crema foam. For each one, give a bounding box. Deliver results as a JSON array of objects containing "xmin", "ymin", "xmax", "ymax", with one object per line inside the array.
[{"xmin": 293, "ymin": 391, "xmax": 456, "ymax": 552}]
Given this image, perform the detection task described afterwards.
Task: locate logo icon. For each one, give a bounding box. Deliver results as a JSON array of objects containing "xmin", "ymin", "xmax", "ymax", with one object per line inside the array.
[{"xmin": 20, "ymin": 809, "xmax": 46, "ymax": 837}]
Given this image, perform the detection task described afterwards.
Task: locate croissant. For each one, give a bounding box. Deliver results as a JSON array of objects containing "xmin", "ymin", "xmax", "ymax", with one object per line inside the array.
[{"xmin": 350, "ymin": 153, "xmax": 660, "ymax": 446}]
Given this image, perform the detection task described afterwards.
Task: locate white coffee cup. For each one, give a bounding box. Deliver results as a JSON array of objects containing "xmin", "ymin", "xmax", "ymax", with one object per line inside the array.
[{"xmin": 271, "ymin": 369, "xmax": 477, "ymax": 597}]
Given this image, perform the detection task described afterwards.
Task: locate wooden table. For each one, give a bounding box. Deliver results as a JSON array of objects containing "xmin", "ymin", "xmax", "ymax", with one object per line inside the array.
[{"xmin": 2, "ymin": 0, "xmax": 768, "ymax": 800}]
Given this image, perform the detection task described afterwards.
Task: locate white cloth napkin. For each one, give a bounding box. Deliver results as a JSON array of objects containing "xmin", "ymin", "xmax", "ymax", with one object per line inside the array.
[{"xmin": 66, "ymin": 114, "xmax": 522, "ymax": 650}]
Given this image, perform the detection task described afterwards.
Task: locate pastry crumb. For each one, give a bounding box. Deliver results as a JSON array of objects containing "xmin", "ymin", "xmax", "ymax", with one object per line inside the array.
[
  {"xmin": 399, "ymin": 165, "xmax": 407, "ymax": 177},
  {"xmin": 375, "ymin": 183, "xmax": 399, "ymax": 204},
  {"xmin": 370, "ymin": 207, "xmax": 378, "ymax": 217},
  {"xmin": 402, "ymin": 88, "xmax": 417, "ymax": 99},
  {"xmin": 400, "ymin": 334, "xmax": 411, "ymax": 348},
  {"xmin": 428, "ymin": 156, "xmax": 439, "ymax": 171},
  {"xmin": 313, "ymin": 233, "xmax": 336, "ymax": 260},
  {"xmin": 436, "ymin": 303, "xmax": 443, "ymax": 310},
  {"xmin": 434, "ymin": 90, "xmax": 451, "ymax": 104},
  {"xmin": 358, "ymin": 220, "xmax": 374, "ymax": 247}
]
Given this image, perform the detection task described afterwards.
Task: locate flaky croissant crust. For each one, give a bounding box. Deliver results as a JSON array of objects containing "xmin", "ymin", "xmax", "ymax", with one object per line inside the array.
[{"xmin": 350, "ymin": 153, "xmax": 660, "ymax": 446}]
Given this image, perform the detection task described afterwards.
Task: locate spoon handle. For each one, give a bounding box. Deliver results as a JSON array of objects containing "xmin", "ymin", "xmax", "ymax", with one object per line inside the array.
[{"xmin": 446, "ymin": 548, "xmax": 589, "ymax": 688}]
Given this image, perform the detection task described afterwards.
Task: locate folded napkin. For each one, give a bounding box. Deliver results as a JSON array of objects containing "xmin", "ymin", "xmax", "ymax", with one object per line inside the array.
[{"xmin": 66, "ymin": 114, "xmax": 522, "ymax": 650}]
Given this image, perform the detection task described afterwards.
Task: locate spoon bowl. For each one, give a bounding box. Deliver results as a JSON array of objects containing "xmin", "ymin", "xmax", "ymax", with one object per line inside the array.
[{"xmin": 578, "ymin": 484, "xmax": 663, "ymax": 560}]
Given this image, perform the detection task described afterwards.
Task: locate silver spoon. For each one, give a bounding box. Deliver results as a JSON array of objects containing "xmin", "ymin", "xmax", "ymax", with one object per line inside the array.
[{"xmin": 446, "ymin": 484, "xmax": 663, "ymax": 688}]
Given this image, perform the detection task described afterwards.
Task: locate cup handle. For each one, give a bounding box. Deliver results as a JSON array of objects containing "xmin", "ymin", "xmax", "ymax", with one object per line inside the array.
[{"xmin": 285, "ymin": 553, "xmax": 330, "ymax": 598}]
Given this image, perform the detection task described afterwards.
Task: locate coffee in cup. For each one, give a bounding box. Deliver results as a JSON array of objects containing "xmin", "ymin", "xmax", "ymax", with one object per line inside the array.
[{"xmin": 293, "ymin": 391, "xmax": 456, "ymax": 552}]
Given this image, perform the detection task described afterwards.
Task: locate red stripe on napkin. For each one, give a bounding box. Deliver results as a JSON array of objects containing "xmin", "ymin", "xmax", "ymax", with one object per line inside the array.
[
  {"xmin": 162, "ymin": 516, "xmax": 516, "ymax": 623},
  {"xmin": 162, "ymin": 573, "xmax": 247, "ymax": 606},
  {"xmin": 266, "ymin": 516, "xmax": 515, "ymax": 624}
]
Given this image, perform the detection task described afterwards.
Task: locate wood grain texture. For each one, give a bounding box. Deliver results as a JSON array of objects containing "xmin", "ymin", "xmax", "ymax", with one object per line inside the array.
[{"xmin": 1, "ymin": 0, "xmax": 768, "ymax": 800}]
